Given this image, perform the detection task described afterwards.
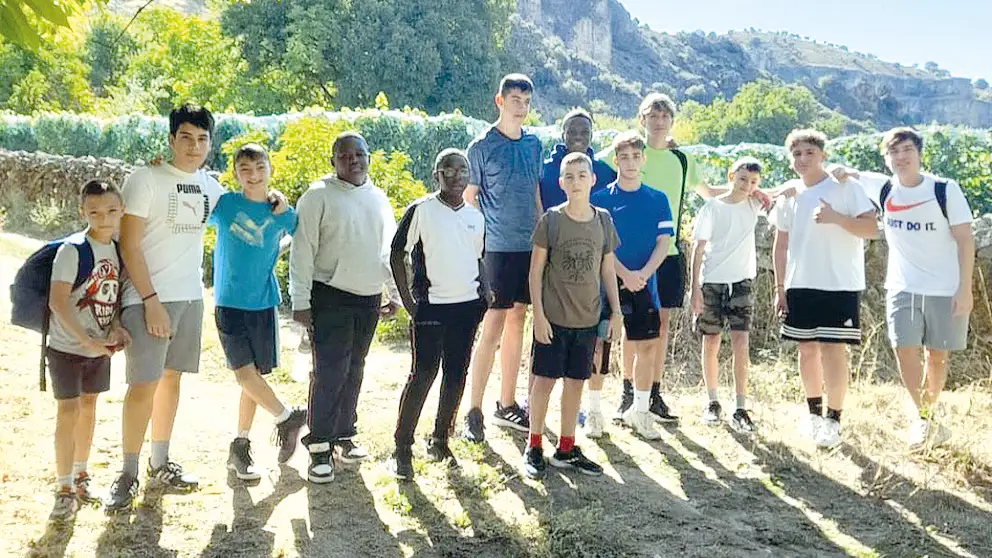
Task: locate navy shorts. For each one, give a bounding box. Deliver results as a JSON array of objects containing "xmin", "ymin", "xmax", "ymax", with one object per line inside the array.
[
  {"xmin": 215, "ymin": 307, "xmax": 280, "ymax": 374},
  {"xmin": 781, "ymin": 289, "xmax": 861, "ymax": 345},
  {"xmin": 620, "ymin": 286, "xmax": 661, "ymax": 341},
  {"xmin": 47, "ymin": 347, "xmax": 111, "ymax": 400},
  {"xmin": 484, "ymin": 251, "xmax": 531, "ymax": 309},
  {"xmin": 532, "ymin": 324, "xmax": 598, "ymax": 381},
  {"xmin": 656, "ymin": 253, "xmax": 687, "ymax": 309}
]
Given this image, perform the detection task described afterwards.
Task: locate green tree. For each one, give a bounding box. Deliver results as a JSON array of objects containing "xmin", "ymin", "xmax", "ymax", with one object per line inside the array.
[{"xmin": 0, "ymin": 0, "xmax": 96, "ymax": 49}]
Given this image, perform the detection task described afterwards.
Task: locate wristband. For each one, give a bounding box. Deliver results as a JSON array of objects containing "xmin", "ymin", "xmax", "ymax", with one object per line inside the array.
[{"xmin": 142, "ymin": 292, "xmax": 158, "ymax": 302}]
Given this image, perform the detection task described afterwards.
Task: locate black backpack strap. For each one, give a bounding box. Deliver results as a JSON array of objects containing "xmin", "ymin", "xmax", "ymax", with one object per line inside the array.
[
  {"xmin": 597, "ymin": 209, "xmax": 611, "ymax": 253},
  {"xmin": 877, "ymin": 180, "xmax": 893, "ymax": 213},
  {"xmin": 671, "ymin": 149, "xmax": 689, "ymax": 247},
  {"xmin": 546, "ymin": 209, "xmax": 559, "ymax": 253},
  {"xmin": 39, "ymin": 310, "xmax": 48, "ymax": 392},
  {"xmin": 935, "ymin": 181, "xmax": 949, "ymax": 221}
]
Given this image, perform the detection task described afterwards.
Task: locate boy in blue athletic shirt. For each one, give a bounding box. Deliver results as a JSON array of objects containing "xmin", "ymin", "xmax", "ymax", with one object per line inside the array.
[
  {"xmin": 539, "ymin": 108, "xmax": 616, "ymax": 211},
  {"xmin": 209, "ymin": 143, "xmax": 307, "ymax": 481}
]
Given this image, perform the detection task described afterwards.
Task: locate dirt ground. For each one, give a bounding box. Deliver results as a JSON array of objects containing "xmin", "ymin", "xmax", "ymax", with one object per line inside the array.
[{"xmin": 2, "ymin": 233, "xmax": 992, "ymax": 558}]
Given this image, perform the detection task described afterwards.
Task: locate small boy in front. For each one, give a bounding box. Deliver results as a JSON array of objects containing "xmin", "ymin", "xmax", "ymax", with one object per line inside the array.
[
  {"xmin": 770, "ymin": 129, "xmax": 878, "ymax": 449},
  {"xmin": 525, "ymin": 152, "xmax": 622, "ymax": 479},
  {"xmin": 47, "ymin": 179, "xmax": 130, "ymax": 521},
  {"xmin": 209, "ymin": 143, "xmax": 307, "ymax": 481},
  {"xmin": 689, "ymin": 157, "xmax": 763, "ymax": 434}
]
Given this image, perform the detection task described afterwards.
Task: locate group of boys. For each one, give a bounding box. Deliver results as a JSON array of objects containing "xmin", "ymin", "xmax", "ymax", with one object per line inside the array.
[{"xmin": 34, "ymin": 71, "xmax": 974, "ymax": 521}]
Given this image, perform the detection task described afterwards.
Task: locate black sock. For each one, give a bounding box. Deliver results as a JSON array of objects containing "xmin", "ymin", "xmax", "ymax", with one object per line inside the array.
[
  {"xmin": 826, "ymin": 408, "xmax": 842, "ymax": 422},
  {"xmin": 807, "ymin": 397, "xmax": 823, "ymax": 416},
  {"xmin": 651, "ymin": 382, "xmax": 661, "ymax": 399},
  {"xmin": 623, "ymin": 378, "xmax": 633, "ymax": 391}
]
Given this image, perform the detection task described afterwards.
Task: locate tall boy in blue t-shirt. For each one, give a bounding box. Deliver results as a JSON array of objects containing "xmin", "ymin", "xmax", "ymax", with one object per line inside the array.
[{"xmin": 209, "ymin": 143, "xmax": 307, "ymax": 480}]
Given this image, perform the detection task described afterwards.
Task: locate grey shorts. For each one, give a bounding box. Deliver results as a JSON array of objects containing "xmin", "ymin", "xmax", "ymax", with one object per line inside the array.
[
  {"xmin": 121, "ymin": 300, "xmax": 204, "ymax": 384},
  {"xmin": 887, "ymin": 291, "xmax": 968, "ymax": 351}
]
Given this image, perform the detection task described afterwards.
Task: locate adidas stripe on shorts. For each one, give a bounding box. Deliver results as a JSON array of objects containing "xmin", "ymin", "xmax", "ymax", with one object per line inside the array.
[{"xmin": 781, "ymin": 288, "xmax": 861, "ymax": 345}]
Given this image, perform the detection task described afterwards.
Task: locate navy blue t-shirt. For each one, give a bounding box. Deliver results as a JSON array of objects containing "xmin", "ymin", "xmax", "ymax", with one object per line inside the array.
[{"xmin": 539, "ymin": 144, "xmax": 616, "ymax": 211}]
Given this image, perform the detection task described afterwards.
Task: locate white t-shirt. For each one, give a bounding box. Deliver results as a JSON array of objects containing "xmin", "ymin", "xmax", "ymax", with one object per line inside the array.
[
  {"xmin": 692, "ymin": 196, "xmax": 760, "ymax": 284},
  {"xmin": 770, "ymin": 175, "xmax": 876, "ymax": 291},
  {"xmin": 394, "ymin": 194, "xmax": 486, "ymax": 304},
  {"xmin": 120, "ymin": 164, "xmax": 224, "ymax": 306},
  {"xmin": 857, "ymin": 171, "xmax": 972, "ymax": 296},
  {"xmin": 48, "ymin": 239, "xmax": 122, "ymax": 357}
]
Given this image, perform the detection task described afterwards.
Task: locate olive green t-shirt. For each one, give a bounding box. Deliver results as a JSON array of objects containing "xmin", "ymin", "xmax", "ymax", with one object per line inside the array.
[{"xmin": 532, "ymin": 206, "xmax": 619, "ymax": 328}]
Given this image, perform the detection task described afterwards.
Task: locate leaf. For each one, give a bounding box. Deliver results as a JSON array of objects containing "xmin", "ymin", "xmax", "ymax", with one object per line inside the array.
[{"xmin": 22, "ymin": 0, "xmax": 71, "ymax": 26}]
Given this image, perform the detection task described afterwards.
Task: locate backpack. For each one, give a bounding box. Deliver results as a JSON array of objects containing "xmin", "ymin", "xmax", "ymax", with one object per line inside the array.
[
  {"xmin": 9, "ymin": 232, "xmax": 122, "ymax": 391},
  {"xmin": 875, "ymin": 179, "xmax": 949, "ymax": 221},
  {"xmin": 668, "ymin": 149, "xmax": 690, "ymax": 244},
  {"xmin": 546, "ymin": 207, "xmax": 612, "ymax": 255}
]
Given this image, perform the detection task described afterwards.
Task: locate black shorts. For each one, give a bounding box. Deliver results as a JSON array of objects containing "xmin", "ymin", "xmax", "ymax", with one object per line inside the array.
[
  {"xmin": 695, "ymin": 279, "xmax": 754, "ymax": 335},
  {"xmin": 620, "ymin": 286, "xmax": 661, "ymax": 341},
  {"xmin": 215, "ymin": 306, "xmax": 280, "ymax": 374},
  {"xmin": 484, "ymin": 251, "xmax": 531, "ymax": 309},
  {"xmin": 47, "ymin": 347, "xmax": 111, "ymax": 400},
  {"xmin": 656, "ymin": 253, "xmax": 687, "ymax": 309},
  {"xmin": 532, "ymin": 324, "xmax": 598, "ymax": 380},
  {"xmin": 781, "ymin": 289, "xmax": 861, "ymax": 345}
]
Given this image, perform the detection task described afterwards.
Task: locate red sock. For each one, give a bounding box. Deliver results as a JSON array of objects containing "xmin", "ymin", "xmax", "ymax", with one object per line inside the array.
[
  {"xmin": 559, "ymin": 436, "xmax": 575, "ymax": 453},
  {"xmin": 528, "ymin": 433, "xmax": 543, "ymax": 449}
]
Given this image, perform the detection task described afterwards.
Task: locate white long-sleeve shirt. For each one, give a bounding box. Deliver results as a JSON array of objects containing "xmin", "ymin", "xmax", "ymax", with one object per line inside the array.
[{"xmin": 289, "ymin": 175, "xmax": 401, "ymax": 310}]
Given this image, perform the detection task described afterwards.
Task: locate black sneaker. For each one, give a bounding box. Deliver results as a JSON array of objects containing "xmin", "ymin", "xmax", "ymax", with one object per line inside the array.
[
  {"xmin": 701, "ymin": 401, "xmax": 723, "ymax": 426},
  {"xmin": 389, "ymin": 447, "xmax": 414, "ymax": 481},
  {"xmin": 492, "ymin": 402, "xmax": 530, "ymax": 432},
  {"xmin": 550, "ymin": 446, "xmax": 603, "ymax": 477},
  {"xmin": 523, "ymin": 446, "xmax": 546, "ymax": 479},
  {"xmin": 147, "ymin": 460, "xmax": 199, "ymax": 492},
  {"xmin": 649, "ymin": 394, "xmax": 680, "ymax": 424},
  {"xmin": 228, "ymin": 438, "xmax": 263, "ymax": 481},
  {"xmin": 307, "ymin": 441, "xmax": 335, "ymax": 484},
  {"xmin": 614, "ymin": 379, "xmax": 634, "ymax": 422},
  {"xmin": 426, "ymin": 437, "xmax": 458, "ymax": 468},
  {"xmin": 104, "ymin": 473, "xmax": 138, "ymax": 515},
  {"xmin": 273, "ymin": 407, "xmax": 308, "ymax": 464},
  {"xmin": 463, "ymin": 407, "xmax": 486, "ymax": 443},
  {"xmin": 335, "ymin": 439, "xmax": 370, "ymax": 463},
  {"xmin": 731, "ymin": 408, "xmax": 756, "ymax": 435}
]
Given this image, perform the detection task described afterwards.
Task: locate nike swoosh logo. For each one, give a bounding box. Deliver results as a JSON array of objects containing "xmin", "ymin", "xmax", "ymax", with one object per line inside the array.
[{"xmin": 885, "ymin": 198, "xmax": 934, "ymax": 212}]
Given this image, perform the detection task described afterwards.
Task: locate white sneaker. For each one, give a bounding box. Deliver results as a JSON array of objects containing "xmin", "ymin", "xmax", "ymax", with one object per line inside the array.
[
  {"xmin": 815, "ymin": 418, "xmax": 841, "ymax": 449},
  {"xmin": 909, "ymin": 418, "xmax": 951, "ymax": 450},
  {"xmin": 622, "ymin": 409, "xmax": 662, "ymax": 440},
  {"xmin": 584, "ymin": 411, "xmax": 605, "ymax": 439},
  {"xmin": 803, "ymin": 414, "xmax": 825, "ymax": 442}
]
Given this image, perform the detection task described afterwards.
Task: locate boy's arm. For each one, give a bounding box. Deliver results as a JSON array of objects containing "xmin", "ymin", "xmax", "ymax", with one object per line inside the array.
[
  {"xmin": 120, "ymin": 214, "xmax": 171, "ymax": 339},
  {"xmin": 389, "ymin": 204, "xmax": 419, "ymax": 316},
  {"xmin": 48, "ymin": 281, "xmax": 112, "ymax": 357},
  {"xmin": 528, "ymin": 244, "xmax": 553, "ymax": 344},
  {"xmin": 601, "ymin": 252, "xmax": 624, "ymax": 341},
  {"xmin": 951, "ymin": 223, "xmax": 976, "ymax": 316},
  {"xmin": 773, "ymin": 229, "xmax": 789, "ymax": 314},
  {"xmin": 639, "ymin": 234, "xmax": 671, "ymax": 277},
  {"xmin": 814, "ymin": 202, "xmax": 879, "ymax": 239},
  {"xmin": 689, "ymin": 239, "xmax": 706, "ymax": 315},
  {"xmin": 289, "ymin": 192, "xmax": 320, "ymax": 324}
]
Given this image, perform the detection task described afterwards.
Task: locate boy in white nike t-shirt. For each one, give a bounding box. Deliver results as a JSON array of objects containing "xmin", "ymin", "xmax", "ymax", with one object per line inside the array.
[{"xmin": 831, "ymin": 127, "xmax": 974, "ymax": 450}]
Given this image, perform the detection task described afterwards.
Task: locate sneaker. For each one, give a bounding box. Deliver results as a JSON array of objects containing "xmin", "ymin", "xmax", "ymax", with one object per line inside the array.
[
  {"xmin": 228, "ymin": 438, "xmax": 263, "ymax": 481},
  {"xmin": 298, "ymin": 333, "xmax": 312, "ymax": 354},
  {"xmin": 463, "ymin": 407, "xmax": 486, "ymax": 443},
  {"xmin": 815, "ymin": 418, "xmax": 842, "ymax": 449},
  {"xmin": 804, "ymin": 414, "xmax": 825, "ymax": 441},
  {"xmin": 492, "ymin": 402, "xmax": 530, "ymax": 432},
  {"xmin": 649, "ymin": 394, "xmax": 680, "ymax": 424},
  {"xmin": 614, "ymin": 380, "xmax": 634, "ymax": 422},
  {"xmin": 273, "ymin": 407, "xmax": 308, "ymax": 464},
  {"xmin": 622, "ymin": 409, "xmax": 662, "ymax": 440},
  {"xmin": 426, "ymin": 437, "xmax": 458, "ymax": 467},
  {"xmin": 74, "ymin": 472, "xmax": 100, "ymax": 505},
  {"xmin": 522, "ymin": 446, "xmax": 546, "ymax": 479},
  {"xmin": 584, "ymin": 411, "xmax": 606, "ymax": 439},
  {"xmin": 335, "ymin": 439, "xmax": 370, "ymax": 463},
  {"xmin": 147, "ymin": 460, "xmax": 199, "ymax": 492},
  {"xmin": 909, "ymin": 418, "xmax": 952, "ymax": 450},
  {"xmin": 389, "ymin": 447, "xmax": 414, "ymax": 481},
  {"xmin": 104, "ymin": 473, "xmax": 138, "ymax": 515},
  {"xmin": 49, "ymin": 488, "xmax": 78, "ymax": 522},
  {"xmin": 307, "ymin": 442, "xmax": 335, "ymax": 484},
  {"xmin": 550, "ymin": 446, "xmax": 603, "ymax": 476},
  {"xmin": 701, "ymin": 401, "xmax": 723, "ymax": 425},
  {"xmin": 730, "ymin": 409, "xmax": 756, "ymax": 435}
]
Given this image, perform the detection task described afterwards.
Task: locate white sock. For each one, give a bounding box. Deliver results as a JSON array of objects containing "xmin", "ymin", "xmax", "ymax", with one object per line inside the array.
[
  {"xmin": 238, "ymin": 430, "xmax": 250, "ymax": 439},
  {"xmin": 72, "ymin": 461, "xmax": 87, "ymax": 477},
  {"xmin": 274, "ymin": 407, "xmax": 291, "ymax": 424},
  {"xmin": 634, "ymin": 389, "xmax": 651, "ymax": 413},
  {"xmin": 586, "ymin": 390, "xmax": 602, "ymax": 414},
  {"xmin": 57, "ymin": 475, "xmax": 72, "ymax": 490}
]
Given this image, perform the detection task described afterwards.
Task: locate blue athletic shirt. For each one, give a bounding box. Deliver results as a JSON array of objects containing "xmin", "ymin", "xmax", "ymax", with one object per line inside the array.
[
  {"xmin": 209, "ymin": 192, "xmax": 298, "ymax": 310},
  {"xmin": 591, "ymin": 182, "xmax": 674, "ymax": 307},
  {"xmin": 539, "ymin": 144, "xmax": 617, "ymax": 211},
  {"xmin": 467, "ymin": 126, "xmax": 542, "ymax": 252}
]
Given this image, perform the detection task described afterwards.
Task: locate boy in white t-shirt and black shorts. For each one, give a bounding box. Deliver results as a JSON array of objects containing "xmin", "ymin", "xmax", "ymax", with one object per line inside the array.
[{"xmin": 770, "ymin": 129, "xmax": 878, "ymax": 449}]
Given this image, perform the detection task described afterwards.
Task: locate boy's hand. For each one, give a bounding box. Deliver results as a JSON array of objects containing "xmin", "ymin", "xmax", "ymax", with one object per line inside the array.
[
  {"xmin": 84, "ymin": 338, "xmax": 114, "ymax": 358},
  {"xmin": 144, "ymin": 299, "xmax": 171, "ymax": 339},
  {"xmin": 380, "ymin": 300, "xmax": 400, "ymax": 318},
  {"xmin": 813, "ymin": 200, "xmax": 842, "ymax": 225},
  {"xmin": 829, "ymin": 164, "xmax": 858, "ymax": 183},
  {"xmin": 690, "ymin": 288, "xmax": 704, "ymax": 318},
  {"xmin": 952, "ymin": 288, "xmax": 973, "ymax": 316},
  {"xmin": 775, "ymin": 288, "xmax": 788, "ymax": 319},
  {"xmin": 665, "ymin": 136, "xmax": 679, "ymax": 149},
  {"xmin": 147, "ymin": 155, "xmax": 164, "ymax": 167},
  {"xmin": 269, "ymin": 190, "xmax": 289, "ymax": 215},
  {"xmin": 606, "ymin": 312, "xmax": 623, "ymax": 343},
  {"xmin": 109, "ymin": 326, "xmax": 132, "ymax": 351},
  {"xmin": 619, "ymin": 269, "xmax": 646, "ymax": 292},
  {"xmin": 293, "ymin": 309, "xmax": 313, "ymax": 329},
  {"xmin": 534, "ymin": 310, "xmax": 554, "ymax": 345},
  {"xmin": 777, "ymin": 186, "xmax": 798, "ymax": 199},
  {"xmin": 750, "ymin": 189, "xmax": 772, "ymax": 211}
]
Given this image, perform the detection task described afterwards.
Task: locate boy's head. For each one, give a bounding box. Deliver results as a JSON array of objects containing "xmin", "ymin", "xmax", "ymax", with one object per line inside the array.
[
  {"xmin": 561, "ymin": 108, "xmax": 593, "ymax": 154},
  {"xmin": 168, "ymin": 103, "xmax": 214, "ymax": 171},
  {"xmin": 559, "ymin": 152, "xmax": 595, "ymax": 202},
  {"xmin": 611, "ymin": 130, "xmax": 646, "ymax": 181},
  {"xmin": 495, "ymin": 73, "xmax": 534, "ymax": 125},
  {"xmin": 728, "ymin": 157, "xmax": 762, "ymax": 194},
  {"xmin": 785, "ymin": 129, "xmax": 827, "ymax": 179},
  {"xmin": 233, "ymin": 143, "xmax": 271, "ymax": 196},
  {"xmin": 432, "ymin": 148, "xmax": 470, "ymax": 199},
  {"xmin": 880, "ymin": 127, "xmax": 923, "ymax": 176},
  {"xmin": 638, "ymin": 93, "xmax": 676, "ymax": 142},
  {"xmin": 331, "ymin": 131, "xmax": 370, "ymax": 186},
  {"xmin": 79, "ymin": 179, "xmax": 124, "ymax": 239}
]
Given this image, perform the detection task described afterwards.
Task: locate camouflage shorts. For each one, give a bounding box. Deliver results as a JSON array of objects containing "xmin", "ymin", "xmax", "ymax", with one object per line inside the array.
[{"xmin": 695, "ymin": 279, "xmax": 753, "ymax": 335}]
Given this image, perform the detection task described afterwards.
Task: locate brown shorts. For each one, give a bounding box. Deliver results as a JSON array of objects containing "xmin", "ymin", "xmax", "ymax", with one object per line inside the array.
[{"xmin": 47, "ymin": 347, "xmax": 111, "ymax": 400}]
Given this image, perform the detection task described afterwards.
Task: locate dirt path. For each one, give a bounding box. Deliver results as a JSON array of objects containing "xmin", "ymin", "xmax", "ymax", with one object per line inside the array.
[{"xmin": 1, "ymin": 233, "xmax": 991, "ymax": 557}]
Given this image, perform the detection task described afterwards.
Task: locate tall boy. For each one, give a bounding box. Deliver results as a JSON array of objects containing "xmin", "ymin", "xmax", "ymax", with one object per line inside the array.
[
  {"xmin": 107, "ymin": 104, "xmax": 225, "ymax": 513},
  {"xmin": 589, "ymin": 131, "xmax": 673, "ymax": 440},
  {"xmin": 46, "ymin": 180, "xmax": 129, "ymax": 521},
  {"xmin": 539, "ymin": 107, "xmax": 616, "ymax": 211},
  {"xmin": 463, "ymin": 74, "xmax": 542, "ymax": 442},
  {"xmin": 525, "ymin": 152, "xmax": 622, "ymax": 479},
  {"xmin": 770, "ymin": 129, "xmax": 878, "ymax": 449},
  {"xmin": 209, "ymin": 143, "xmax": 307, "ymax": 481},
  {"xmin": 831, "ymin": 127, "xmax": 974, "ymax": 449},
  {"xmin": 689, "ymin": 157, "xmax": 763, "ymax": 433},
  {"xmin": 388, "ymin": 149, "xmax": 487, "ymax": 480}
]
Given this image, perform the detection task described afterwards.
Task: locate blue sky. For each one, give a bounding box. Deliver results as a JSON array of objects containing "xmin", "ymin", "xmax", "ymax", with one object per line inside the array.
[{"xmin": 621, "ymin": 0, "xmax": 990, "ymax": 80}]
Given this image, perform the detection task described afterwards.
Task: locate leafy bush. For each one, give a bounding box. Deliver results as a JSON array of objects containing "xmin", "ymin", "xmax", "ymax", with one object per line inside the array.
[
  {"xmin": 99, "ymin": 115, "xmax": 168, "ymax": 162},
  {"xmin": 34, "ymin": 112, "xmax": 101, "ymax": 156},
  {"xmin": 0, "ymin": 115, "xmax": 37, "ymax": 151}
]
